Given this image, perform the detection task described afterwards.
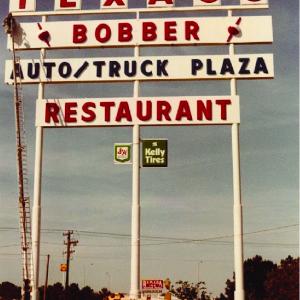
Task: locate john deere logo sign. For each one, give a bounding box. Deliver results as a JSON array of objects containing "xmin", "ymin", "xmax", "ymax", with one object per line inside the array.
[
  {"xmin": 114, "ymin": 144, "xmax": 132, "ymax": 164},
  {"xmin": 142, "ymin": 139, "xmax": 168, "ymax": 167}
]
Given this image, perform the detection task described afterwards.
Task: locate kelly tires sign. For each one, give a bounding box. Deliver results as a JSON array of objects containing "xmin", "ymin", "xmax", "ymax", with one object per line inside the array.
[{"xmin": 142, "ymin": 140, "xmax": 168, "ymax": 168}]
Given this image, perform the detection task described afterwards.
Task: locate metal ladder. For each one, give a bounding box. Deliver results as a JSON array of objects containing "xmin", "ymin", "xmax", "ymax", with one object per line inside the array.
[
  {"xmin": 3, "ymin": 14, "xmax": 33, "ymax": 298},
  {"xmin": 13, "ymin": 54, "xmax": 33, "ymax": 298}
]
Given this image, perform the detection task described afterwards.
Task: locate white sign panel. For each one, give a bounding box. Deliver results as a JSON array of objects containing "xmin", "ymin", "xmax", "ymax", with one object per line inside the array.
[
  {"xmin": 147, "ymin": 0, "xmax": 175, "ymax": 7},
  {"xmin": 101, "ymin": 0, "xmax": 128, "ymax": 9},
  {"xmin": 9, "ymin": 0, "xmax": 36, "ymax": 12},
  {"xmin": 5, "ymin": 54, "xmax": 274, "ymax": 84},
  {"xmin": 194, "ymin": 0, "xmax": 221, "ymax": 6},
  {"xmin": 54, "ymin": 0, "xmax": 82, "ymax": 10},
  {"xmin": 35, "ymin": 96, "xmax": 240, "ymax": 127},
  {"xmin": 8, "ymin": 16, "xmax": 273, "ymax": 50},
  {"xmin": 240, "ymin": 0, "xmax": 268, "ymax": 5}
]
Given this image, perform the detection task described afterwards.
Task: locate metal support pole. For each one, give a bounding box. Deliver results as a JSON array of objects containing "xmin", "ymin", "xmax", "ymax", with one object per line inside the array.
[
  {"xmin": 31, "ymin": 124, "xmax": 43, "ymax": 300},
  {"xmin": 228, "ymin": 10, "xmax": 245, "ymax": 300},
  {"xmin": 130, "ymin": 123, "xmax": 141, "ymax": 300},
  {"xmin": 43, "ymin": 255, "xmax": 50, "ymax": 300},
  {"xmin": 130, "ymin": 14, "xmax": 141, "ymax": 298},
  {"xmin": 32, "ymin": 15, "xmax": 46, "ymax": 300}
]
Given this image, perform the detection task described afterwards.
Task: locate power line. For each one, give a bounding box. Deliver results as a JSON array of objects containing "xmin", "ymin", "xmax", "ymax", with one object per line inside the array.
[{"xmin": 0, "ymin": 223, "xmax": 298, "ymax": 242}]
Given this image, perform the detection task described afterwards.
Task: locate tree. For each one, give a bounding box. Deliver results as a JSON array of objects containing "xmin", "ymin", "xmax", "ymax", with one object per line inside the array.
[
  {"xmin": 216, "ymin": 255, "xmax": 277, "ymax": 300},
  {"xmin": 0, "ymin": 282, "xmax": 21, "ymax": 300},
  {"xmin": 99, "ymin": 287, "xmax": 111, "ymax": 300},
  {"xmin": 80, "ymin": 285, "xmax": 98, "ymax": 300},
  {"xmin": 41, "ymin": 282, "xmax": 65, "ymax": 300},
  {"xmin": 67, "ymin": 283, "xmax": 81, "ymax": 300},
  {"xmin": 171, "ymin": 280, "xmax": 211, "ymax": 300},
  {"xmin": 264, "ymin": 256, "xmax": 299, "ymax": 300}
]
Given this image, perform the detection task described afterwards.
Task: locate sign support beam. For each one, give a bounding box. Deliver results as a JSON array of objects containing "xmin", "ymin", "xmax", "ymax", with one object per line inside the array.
[
  {"xmin": 229, "ymin": 10, "xmax": 245, "ymax": 300},
  {"xmin": 130, "ymin": 13, "xmax": 141, "ymax": 300},
  {"xmin": 31, "ymin": 15, "xmax": 46, "ymax": 300}
]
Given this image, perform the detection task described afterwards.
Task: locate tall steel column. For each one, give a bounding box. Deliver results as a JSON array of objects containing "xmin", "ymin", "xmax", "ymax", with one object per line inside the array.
[
  {"xmin": 31, "ymin": 15, "xmax": 47, "ymax": 300},
  {"xmin": 130, "ymin": 19, "xmax": 141, "ymax": 298},
  {"xmin": 229, "ymin": 10, "xmax": 245, "ymax": 300}
]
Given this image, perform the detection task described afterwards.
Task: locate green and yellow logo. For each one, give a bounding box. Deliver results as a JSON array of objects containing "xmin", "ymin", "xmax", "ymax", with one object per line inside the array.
[{"xmin": 114, "ymin": 144, "xmax": 132, "ymax": 164}]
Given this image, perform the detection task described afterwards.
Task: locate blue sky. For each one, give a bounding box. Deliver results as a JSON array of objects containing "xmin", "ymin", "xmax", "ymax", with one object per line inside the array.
[{"xmin": 0, "ymin": 0, "xmax": 298, "ymax": 297}]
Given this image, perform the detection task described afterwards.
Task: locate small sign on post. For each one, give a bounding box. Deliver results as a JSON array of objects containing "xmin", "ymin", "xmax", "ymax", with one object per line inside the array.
[
  {"xmin": 142, "ymin": 279, "xmax": 164, "ymax": 293},
  {"xmin": 114, "ymin": 143, "xmax": 132, "ymax": 164},
  {"xmin": 60, "ymin": 264, "xmax": 67, "ymax": 272},
  {"xmin": 142, "ymin": 140, "xmax": 168, "ymax": 168}
]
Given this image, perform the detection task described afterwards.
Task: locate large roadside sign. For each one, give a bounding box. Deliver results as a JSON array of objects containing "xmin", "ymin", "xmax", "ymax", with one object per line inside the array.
[{"xmin": 5, "ymin": 1, "xmax": 274, "ymax": 299}]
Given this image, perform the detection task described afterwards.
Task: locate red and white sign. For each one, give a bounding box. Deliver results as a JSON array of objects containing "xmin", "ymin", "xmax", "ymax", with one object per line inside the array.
[
  {"xmin": 147, "ymin": 0, "xmax": 175, "ymax": 8},
  {"xmin": 5, "ymin": 54, "xmax": 274, "ymax": 84},
  {"xmin": 142, "ymin": 280, "xmax": 164, "ymax": 292},
  {"xmin": 194, "ymin": 0, "xmax": 221, "ymax": 6},
  {"xmin": 240, "ymin": 0, "xmax": 268, "ymax": 4},
  {"xmin": 8, "ymin": 16, "xmax": 273, "ymax": 50},
  {"xmin": 9, "ymin": 0, "xmax": 36, "ymax": 12},
  {"xmin": 101, "ymin": 0, "xmax": 128, "ymax": 9},
  {"xmin": 8, "ymin": 0, "xmax": 269, "ymax": 12},
  {"xmin": 54, "ymin": 0, "xmax": 82, "ymax": 10},
  {"xmin": 35, "ymin": 96, "xmax": 240, "ymax": 127}
]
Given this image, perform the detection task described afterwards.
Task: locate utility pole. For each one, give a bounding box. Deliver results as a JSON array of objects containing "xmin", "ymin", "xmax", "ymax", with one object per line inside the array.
[
  {"xmin": 63, "ymin": 231, "xmax": 78, "ymax": 297},
  {"xmin": 43, "ymin": 255, "xmax": 50, "ymax": 300}
]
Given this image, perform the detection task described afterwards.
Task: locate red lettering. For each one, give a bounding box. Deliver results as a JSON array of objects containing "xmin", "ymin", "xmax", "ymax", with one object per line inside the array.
[
  {"xmin": 102, "ymin": 0, "xmax": 126, "ymax": 7},
  {"xmin": 148, "ymin": 0, "xmax": 174, "ymax": 5},
  {"xmin": 118, "ymin": 23, "xmax": 133, "ymax": 42},
  {"xmin": 95, "ymin": 24, "xmax": 112, "ymax": 43},
  {"xmin": 82, "ymin": 102, "xmax": 96, "ymax": 122},
  {"xmin": 165, "ymin": 21, "xmax": 177, "ymax": 41},
  {"xmin": 175, "ymin": 100, "xmax": 192, "ymax": 121},
  {"xmin": 60, "ymin": 0, "xmax": 77, "ymax": 8},
  {"xmin": 157, "ymin": 101, "xmax": 171, "ymax": 121},
  {"xmin": 116, "ymin": 102, "xmax": 132, "ymax": 122},
  {"xmin": 142, "ymin": 22, "xmax": 157, "ymax": 41},
  {"xmin": 216, "ymin": 99, "xmax": 231, "ymax": 120},
  {"xmin": 19, "ymin": 0, "xmax": 26, "ymax": 9},
  {"xmin": 73, "ymin": 25, "xmax": 87, "ymax": 44},
  {"xmin": 100, "ymin": 102, "xmax": 115, "ymax": 122},
  {"xmin": 65, "ymin": 102, "xmax": 78, "ymax": 123},
  {"xmin": 45, "ymin": 103, "xmax": 59, "ymax": 123},
  {"xmin": 197, "ymin": 100, "xmax": 212, "ymax": 120},
  {"xmin": 185, "ymin": 21, "xmax": 200, "ymax": 41},
  {"xmin": 137, "ymin": 101, "xmax": 152, "ymax": 121}
]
